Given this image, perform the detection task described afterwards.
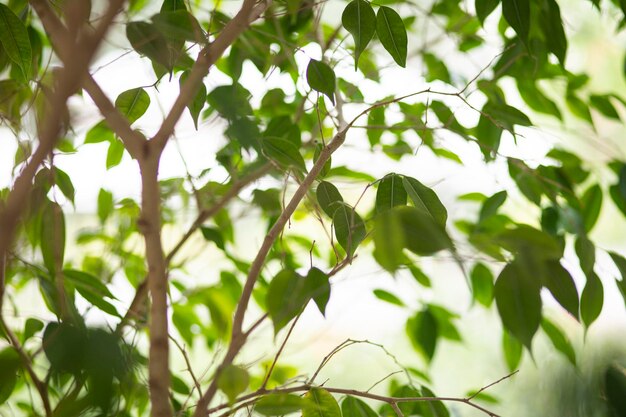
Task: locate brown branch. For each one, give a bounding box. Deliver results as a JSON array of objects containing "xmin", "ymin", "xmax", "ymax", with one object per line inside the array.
[
  {"xmin": 260, "ymin": 313, "xmax": 302, "ymax": 389},
  {"xmin": 466, "ymin": 370, "xmax": 518, "ymax": 401}
]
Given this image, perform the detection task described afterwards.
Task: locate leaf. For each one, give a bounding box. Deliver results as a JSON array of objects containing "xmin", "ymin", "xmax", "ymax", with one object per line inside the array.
[
  {"xmin": 475, "ymin": 111, "xmax": 503, "ymax": 160},
  {"xmin": 541, "ymin": 318, "xmax": 576, "ymax": 366},
  {"xmin": 126, "ymin": 21, "xmax": 173, "ymax": 70},
  {"xmin": 406, "ymin": 308, "xmax": 439, "ymax": 362},
  {"xmin": 217, "ymin": 365, "xmax": 249, "ymax": 404},
  {"xmin": 367, "ymin": 106, "xmax": 385, "ymax": 146},
  {"xmin": 419, "ymin": 386, "xmax": 450, "ymax": 417},
  {"xmin": 256, "ymin": 394, "xmax": 305, "ymax": 416},
  {"xmin": 605, "ymin": 365, "xmax": 626, "ymax": 416},
  {"xmin": 341, "ymin": 396, "xmax": 377, "ymax": 417},
  {"xmin": 41, "ymin": 201, "xmax": 65, "ymax": 275},
  {"xmin": 0, "ymin": 4, "xmax": 31, "ymax": 80},
  {"xmin": 115, "ymin": 88, "xmax": 150, "ymax": 124},
  {"xmin": 266, "ymin": 270, "xmax": 310, "ymax": 333},
  {"xmin": 0, "ymin": 347, "xmax": 20, "ymax": 405},
  {"xmin": 479, "ymin": 191, "xmax": 507, "ymax": 222},
  {"xmin": 180, "ymin": 70, "xmax": 206, "ymax": 129},
  {"xmin": 316, "ymin": 181, "xmax": 344, "ymax": 217},
  {"xmin": 580, "ymin": 271, "xmax": 603, "ymax": 328},
  {"xmin": 476, "ymin": 0, "xmax": 500, "ymax": 23},
  {"xmin": 470, "ymin": 263, "xmax": 494, "ymax": 307},
  {"xmin": 539, "ymin": 0, "xmax": 567, "ymax": 65},
  {"xmin": 590, "ymin": 94, "xmax": 620, "ymax": 119},
  {"xmin": 376, "ymin": 6, "xmax": 408, "ymax": 67},
  {"xmin": 63, "ymin": 269, "xmax": 115, "ymax": 300},
  {"xmin": 394, "ymin": 206, "xmax": 452, "ymax": 255},
  {"xmin": 341, "ymin": 0, "xmax": 376, "ymax": 69},
  {"xmin": 544, "ymin": 261, "xmax": 579, "ymax": 319},
  {"xmin": 43, "ymin": 322, "xmax": 87, "ymax": 374},
  {"xmin": 373, "ymin": 289, "xmax": 405, "ymax": 306},
  {"xmin": 106, "ymin": 138, "xmax": 125, "ymax": 169},
  {"xmin": 501, "ymin": 0, "xmax": 530, "ymax": 42},
  {"xmin": 483, "ymin": 102, "xmax": 532, "ymax": 131},
  {"xmin": 303, "ymin": 388, "xmax": 341, "ymax": 417},
  {"xmin": 22, "ymin": 318, "xmax": 43, "ymax": 343},
  {"xmin": 402, "ymin": 177, "xmax": 447, "ymax": 227},
  {"xmin": 423, "ymin": 52, "xmax": 451, "ymax": 83},
  {"xmin": 262, "ymin": 137, "xmax": 307, "ymax": 172},
  {"xmin": 609, "ymin": 252, "xmax": 626, "ymax": 310},
  {"xmin": 575, "ymin": 236, "xmax": 595, "ymax": 276},
  {"xmin": 306, "ymin": 267, "xmax": 331, "ymax": 316},
  {"xmin": 161, "ymin": 0, "xmax": 186, "ymax": 11},
  {"xmin": 373, "ymin": 209, "xmax": 405, "ymax": 272},
  {"xmin": 207, "ymin": 84, "xmax": 253, "ymax": 120},
  {"xmin": 580, "ymin": 184, "xmax": 603, "ymax": 232},
  {"xmin": 306, "ymin": 59, "xmax": 336, "ymax": 104},
  {"xmin": 376, "ymin": 173, "xmax": 407, "ymax": 213},
  {"xmin": 97, "ymin": 188, "xmax": 114, "ymax": 223},
  {"xmin": 496, "ymin": 225, "xmax": 562, "ymax": 260},
  {"xmin": 200, "ymin": 226, "xmax": 225, "ymax": 250},
  {"xmin": 502, "ymin": 330, "xmax": 523, "ymax": 372},
  {"xmin": 495, "ymin": 261, "xmax": 542, "ymax": 349},
  {"xmin": 152, "ymin": 10, "xmax": 204, "ymax": 43},
  {"xmin": 333, "ymin": 203, "xmax": 366, "ymax": 256}
]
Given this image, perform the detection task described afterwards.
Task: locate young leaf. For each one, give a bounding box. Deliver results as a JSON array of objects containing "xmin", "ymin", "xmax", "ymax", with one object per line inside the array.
[
  {"xmin": 376, "ymin": 6, "xmax": 408, "ymax": 67},
  {"xmin": 501, "ymin": 0, "xmax": 530, "ymax": 42},
  {"xmin": 316, "ymin": 181, "xmax": 344, "ymax": 217},
  {"xmin": 341, "ymin": 396, "xmax": 377, "ymax": 417},
  {"xmin": 106, "ymin": 138, "xmax": 125, "ymax": 169},
  {"xmin": 217, "ymin": 365, "xmax": 249, "ymax": 404},
  {"xmin": 376, "ymin": 173, "xmax": 407, "ymax": 213},
  {"xmin": 256, "ymin": 394, "xmax": 305, "ymax": 416},
  {"xmin": 341, "ymin": 0, "xmax": 376, "ymax": 69},
  {"xmin": 541, "ymin": 318, "xmax": 576, "ymax": 366},
  {"xmin": 97, "ymin": 188, "xmax": 114, "ymax": 223},
  {"xmin": 333, "ymin": 203, "xmax": 366, "ymax": 256},
  {"xmin": 402, "ymin": 177, "xmax": 447, "ymax": 227},
  {"xmin": 303, "ymin": 388, "xmax": 341, "ymax": 417},
  {"xmin": 479, "ymin": 191, "xmax": 507, "ymax": 222},
  {"xmin": 115, "ymin": 88, "xmax": 150, "ymax": 124},
  {"xmin": 580, "ymin": 271, "xmax": 603, "ymax": 328},
  {"xmin": 0, "ymin": 4, "xmax": 31, "ymax": 80},
  {"xmin": 306, "ymin": 59, "xmax": 336, "ymax": 104},
  {"xmin": 470, "ymin": 263, "xmax": 494, "ymax": 307},
  {"xmin": 495, "ymin": 261, "xmax": 542, "ymax": 349}
]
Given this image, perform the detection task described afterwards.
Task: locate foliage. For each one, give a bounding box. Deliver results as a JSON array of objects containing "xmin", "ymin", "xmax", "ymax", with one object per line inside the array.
[{"xmin": 1, "ymin": 0, "xmax": 626, "ymax": 416}]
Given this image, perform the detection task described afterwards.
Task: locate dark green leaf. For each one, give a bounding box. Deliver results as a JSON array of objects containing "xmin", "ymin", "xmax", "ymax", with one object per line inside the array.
[
  {"xmin": 470, "ymin": 263, "xmax": 494, "ymax": 307},
  {"xmin": 333, "ymin": 203, "xmax": 366, "ymax": 256},
  {"xmin": 341, "ymin": 396, "xmax": 377, "ymax": 417},
  {"xmin": 373, "ymin": 289, "xmax": 405, "ymax": 306},
  {"xmin": 41, "ymin": 201, "xmax": 65, "ymax": 275},
  {"xmin": 495, "ymin": 261, "xmax": 542, "ymax": 349},
  {"xmin": 126, "ymin": 21, "xmax": 173, "ymax": 70},
  {"xmin": 200, "ymin": 226, "xmax": 225, "ymax": 250},
  {"xmin": 0, "ymin": 347, "xmax": 20, "ymax": 404},
  {"xmin": 419, "ymin": 386, "xmax": 450, "ymax": 417},
  {"xmin": 161, "ymin": 0, "xmax": 186, "ymax": 11},
  {"xmin": 544, "ymin": 261, "xmax": 579, "ymax": 319},
  {"xmin": 394, "ymin": 206, "xmax": 452, "ymax": 255},
  {"xmin": 402, "ymin": 177, "xmax": 447, "ymax": 227},
  {"xmin": 540, "ymin": 0, "xmax": 567, "ymax": 65},
  {"xmin": 218, "ymin": 365, "xmax": 249, "ymax": 404},
  {"xmin": 22, "ymin": 318, "xmax": 43, "ymax": 343},
  {"xmin": 316, "ymin": 181, "xmax": 343, "ymax": 217},
  {"xmin": 541, "ymin": 318, "xmax": 576, "ymax": 366},
  {"xmin": 580, "ymin": 271, "xmax": 603, "ymax": 328},
  {"xmin": 0, "ymin": 4, "xmax": 31, "ymax": 80},
  {"xmin": 376, "ymin": 6, "xmax": 407, "ymax": 67},
  {"xmin": 115, "ymin": 88, "xmax": 150, "ymax": 124},
  {"xmin": 262, "ymin": 138, "xmax": 307, "ymax": 172},
  {"xmin": 496, "ymin": 225, "xmax": 562, "ymax": 260},
  {"xmin": 341, "ymin": 0, "xmax": 376, "ymax": 69},
  {"xmin": 43, "ymin": 322, "xmax": 86, "ymax": 374},
  {"xmin": 206, "ymin": 84, "xmax": 253, "ymax": 120},
  {"xmin": 373, "ymin": 209, "xmax": 405, "ymax": 272},
  {"xmin": 476, "ymin": 0, "xmax": 500, "ymax": 23},
  {"xmin": 479, "ymin": 191, "xmax": 507, "ymax": 222},
  {"xmin": 256, "ymin": 394, "xmax": 305, "ymax": 416},
  {"xmin": 581, "ymin": 184, "xmax": 603, "ymax": 232},
  {"xmin": 180, "ymin": 70, "xmax": 206, "ymax": 129},
  {"xmin": 575, "ymin": 236, "xmax": 595, "ymax": 276},
  {"xmin": 483, "ymin": 102, "xmax": 532, "ymax": 131},
  {"xmin": 303, "ymin": 388, "xmax": 341, "ymax": 417},
  {"xmin": 306, "ymin": 59, "xmax": 336, "ymax": 104},
  {"xmin": 605, "ymin": 365, "xmax": 626, "ymax": 416},
  {"xmin": 590, "ymin": 95, "xmax": 620, "ymax": 119},
  {"xmin": 306, "ymin": 267, "xmax": 331, "ymax": 316},
  {"xmin": 152, "ymin": 10, "xmax": 204, "ymax": 43},
  {"xmin": 501, "ymin": 0, "xmax": 530, "ymax": 41},
  {"xmin": 376, "ymin": 173, "xmax": 407, "ymax": 213},
  {"xmin": 64, "ymin": 269, "xmax": 115, "ymax": 300},
  {"xmin": 502, "ymin": 330, "xmax": 523, "ymax": 372},
  {"xmin": 609, "ymin": 252, "xmax": 626, "ymax": 310},
  {"xmin": 266, "ymin": 270, "xmax": 310, "ymax": 333},
  {"xmin": 406, "ymin": 308, "xmax": 438, "ymax": 362},
  {"xmin": 475, "ymin": 111, "xmax": 503, "ymax": 160}
]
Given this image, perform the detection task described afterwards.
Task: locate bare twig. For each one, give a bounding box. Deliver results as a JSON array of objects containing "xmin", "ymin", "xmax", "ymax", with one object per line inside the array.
[{"xmin": 466, "ymin": 370, "xmax": 518, "ymax": 401}]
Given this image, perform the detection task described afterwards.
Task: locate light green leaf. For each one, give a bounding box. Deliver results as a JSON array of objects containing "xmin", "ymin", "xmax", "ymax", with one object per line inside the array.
[
  {"xmin": 306, "ymin": 59, "xmax": 336, "ymax": 104},
  {"xmin": 40, "ymin": 201, "xmax": 65, "ymax": 275},
  {"xmin": 115, "ymin": 88, "xmax": 150, "ymax": 124},
  {"xmin": 373, "ymin": 289, "xmax": 405, "ymax": 306},
  {"xmin": 217, "ymin": 365, "xmax": 249, "ymax": 404},
  {"xmin": 341, "ymin": 0, "xmax": 376, "ymax": 69},
  {"xmin": 333, "ymin": 203, "xmax": 366, "ymax": 256},
  {"xmin": 97, "ymin": 188, "xmax": 114, "ymax": 224},
  {"xmin": 376, "ymin": 6, "xmax": 407, "ymax": 67},
  {"xmin": 0, "ymin": 4, "xmax": 31, "ymax": 80},
  {"xmin": 304, "ymin": 388, "xmax": 341, "ymax": 417},
  {"xmin": 402, "ymin": 177, "xmax": 447, "ymax": 227},
  {"xmin": 479, "ymin": 191, "xmax": 507, "ymax": 222},
  {"xmin": 316, "ymin": 181, "xmax": 343, "ymax": 217},
  {"xmin": 106, "ymin": 138, "xmax": 125, "ymax": 169},
  {"xmin": 85, "ymin": 121, "xmax": 115, "ymax": 144},
  {"xmin": 341, "ymin": 396, "xmax": 377, "ymax": 417},
  {"xmin": 470, "ymin": 263, "xmax": 494, "ymax": 307},
  {"xmin": 541, "ymin": 318, "xmax": 576, "ymax": 366},
  {"xmin": 376, "ymin": 173, "xmax": 407, "ymax": 213},
  {"xmin": 262, "ymin": 137, "xmax": 306, "ymax": 172},
  {"xmin": 590, "ymin": 94, "xmax": 620, "ymax": 119},
  {"xmin": 581, "ymin": 184, "xmax": 603, "ymax": 232}
]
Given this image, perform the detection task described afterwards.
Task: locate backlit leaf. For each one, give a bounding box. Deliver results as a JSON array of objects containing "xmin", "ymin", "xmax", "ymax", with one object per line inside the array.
[
  {"xmin": 0, "ymin": 4, "xmax": 31, "ymax": 80},
  {"xmin": 376, "ymin": 173, "xmax": 407, "ymax": 213},
  {"xmin": 303, "ymin": 388, "xmax": 341, "ymax": 417},
  {"xmin": 306, "ymin": 59, "xmax": 336, "ymax": 104},
  {"xmin": 316, "ymin": 181, "xmax": 343, "ymax": 217},
  {"xmin": 402, "ymin": 177, "xmax": 447, "ymax": 227},
  {"xmin": 115, "ymin": 88, "xmax": 150, "ymax": 124},
  {"xmin": 218, "ymin": 365, "xmax": 249, "ymax": 404},
  {"xmin": 333, "ymin": 203, "xmax": 366, "ymax": 256},
  {"xmin": 502, "ymin": 0, "xmax": 530, "ymax": 41},
  {"xmin": 376, "ymin": 6, "xmax": 407, "ymax": 67}
]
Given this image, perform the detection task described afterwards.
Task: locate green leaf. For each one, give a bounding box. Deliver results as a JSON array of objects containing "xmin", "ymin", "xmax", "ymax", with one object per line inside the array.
[
  {"xmin": 85, "ymin": 121, "xmax": 115, "ymax": 144},
  {"xmin": 341, "ymin": 396, "xmax": 377, "ymax": 417},
  {"xmin": 152, "ymin": 10, "xmax": 204, "ymax": 43},
  {"xmin": 605, "ymin": 365, "xmax": 626, "ymax": 416},
  {"xmin": 394, "ymin": 206, "xmax": 452, "ymax": 256},
  {"xmin": 476, "ymin": 0, "xmax": 500, "ymax": 23},
  {"xmin": 256, "ymin": 394, "xmax": 305, "ymax": 416},
  {"xmin": 126, "ymin": 21, "xmax": 173, "ymax": 71},
  {"xmin": 341, "ymin": 0, "xmax": 376, "ymax": 69},
  {"xmin": 470, "ymin": 263, "xmax": 494, "ymax": 307},
  {"xmin": 306, "ymin": 59, "xmax": 336, "ymax": 104},
  {"xmin": 609, "ymin": 252, "xmax": 626, "ymax": 310},
  {"xmin": 161, "ymin": 0, "xmax": 186, "ymax": 11},
  {"xmin": 544, "ymin": 261, "xmax": 579, "ymax": 319},
  {"xmin": 376, "ymin": 6, "xmax": 407, "ymax": 67},
  {"xmin": 590, "ymin": 94, "xmax": 620, "ymax": 119},
  {"xmin": 475, "ymin": 111, "xmax": 503, "ymax": 161},
  {"xmin": 43, "ymin": 322, "xmax": 87, "ymax": 374},
  {"xmin": 200, "ymin": 226, "xmax": 225, "ymax": 250},
  {"xmin": 266, "ymin": 270, "xmax": 310, "ymax": 333},
  {"xmin": 316, "ymin": 181, "xmax": 344, "ymax": 217},
  {"xmin": 483, "ymin": 102, "xmax": 532, "ymax": 131},
  {"xmin": 0, "ymin": 347, "xmax": 21, "ymax": 405},
  {"xmin": 207, "ymin": 84, "xmax": 253, "ymax": 120},
  {"xmin": 333, "ymin": 203, "xmax": 366, "ymax": 256},
  {"xmin": 541, "ymin": 318, "xmax": 576, "ymax": 366},
  {"xmin": 64, "ymin": 269, "xmax": 115, "ymax": 300},
  {"xmin": 180, "ymin": 70, "xmax": 206, "ymax": 129},
  {"xmin": 373, "ymin": 289, "xmax": 405, "ymax": 306},
  {"xmin": 376, "ymin": 173, "xmax": 407, "ymax": 213},
  {"xmin": 303, "ymin": 388, "xmax": 341, "ymax": 417},
  {"xmin": 406, "ymin": 308, "xmax": 438, "ymax": 362},
  {"xmin": 502, "ymin": 330, "xmax": 523, "ymax": 372},
  {"xmin": 540, "ymin": 0, "xmax": 567, "ymax": 65},
  {"xmin": 580, "ymin": 271, "xmax": 603, "ymax": 328},
  {"xmin": 97, "ymin": 188, "xmax": 114, "ymax": 223},
  {"xmin": 496, "ymin": 225, "xmax": 563, "ymax": 260},
  {"xmin": 575, "ymin": 236, "xmax": 595, "ymax": 276},
  {"xmin": 402, "ymin": 177, "xmax": 447, "ymax": 227},
  {"xmin": 306, "ymin": 267, "xmax": 331, "ymax": 316},
  {"xmin": 0, "ymin": 4, "xmax": 31, "ymax": 80},
  {"xmin": 367, "ymin": 106, "xmax": 385, "ymax": 146},
  {"xmin": 106, "ymin": 138, "xmax": 125, "ymax": 169},
  {"xmin": 41, "ymin": 201, "xmax": 65, "ymax": 275},
  {"xmin": 479, "ymin": 191, "xmax": 507, "ymax": 222},
  {"xmin": 495, "ymin": 261, "xmax": 542, "ymax": 349},
  {"xmin": 115, "ymin": 88, "xmax": 150, "ymax": 124},
  {"xmin": 262, "ymin": 138, "xmax": 307, "ymax": 172},
  {"xmin": 419, "ymin": 386, "xmax": 450, "ymax": 417},
  {"xmin": 501, "ymin": 0, "xmax": 530, "ymax": 41},
  {"xmin": 373, "ymin": 209, "xmax": 405, "ymax": 272},
  {"xmin": 423, "ymin": 53, "xmax": 451, "ymax": 83},
  {"xmin": 580, "ymin": 184, "xmax": 603, "ymax": 232},
  {"xmin": 217, "ymin": 365, "xmax": 249, "ymax": 404},
  {"xmin": 22, "ymin": 318, "xmax": 44, "ymax": 343}
]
